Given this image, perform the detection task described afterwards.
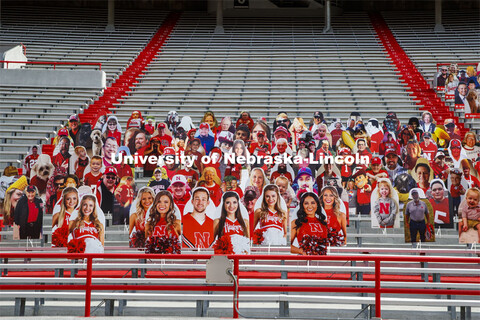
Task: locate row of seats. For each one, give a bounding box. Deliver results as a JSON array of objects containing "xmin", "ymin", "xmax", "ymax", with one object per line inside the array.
[
  {"xmin": 0, "ymin": 6, "xmax": 169, "ymax": 170},
  {"xmin": 0, "ymin": 5, "xmax": 167, "ymax": 84},
  {"xmin": 113, "ymin": 12, "xmax": 421, "ymax": 126}
]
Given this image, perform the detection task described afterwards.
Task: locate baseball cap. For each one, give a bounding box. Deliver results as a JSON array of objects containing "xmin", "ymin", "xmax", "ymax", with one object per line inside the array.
[
  {"xmin": 422, "ymin": 132, "xmax": 432, "ymax": 139},
  {"xmin": 171, "ymin": 174, "xmax": 187, "ymax": 186},
  {"xmin": 199, "ymin": 123, "xmax": 209, "ymax": 130},
  {"xmin": 450, "ymin": 139, "xmax": 461, "ymax": 148},
  {"xmin": 371, "ymin": 157, "xmax": 382, "ymax": 165},
  {"xmin": 158, "ymin": 123, "xmax": 166, "ymax": 129},
  {"xmin": 104, "ymin": 167, "xmax": 118, "ymax": 176},
  {"xmin": 58, "ymin": 128, "xmax": 69, "ymax": 136},
  {"xmin": 256, "ymin": 130, "xmax": 265, "ymax": 137},
  {"xmin": 274, "ymin": 126, "xmax": 289, "ymax": 136},
  {"xmin": 297, "ymin": 167, "xmax": 313, "ymax": 178},
  {"xmin": 434, "ymin": 151, "xmax": 446, "ymax": 159},
  {"xmin": 163, "ymin": 147, "xmax": 175, "ymax": 156},
  {"xmin": 352, "ymin": 168, "xmax": 367, "ymax": 179},
  {"xmin": 69, "ymin": 114, "xmax": 79, "ymax": 122},
  {"xmin": 26, "ymin": 185, "xmax": 36, "ymax": 193},
  {"xmin": 385, "ymin": 148, "xmax": 397, "ymax": 156}
]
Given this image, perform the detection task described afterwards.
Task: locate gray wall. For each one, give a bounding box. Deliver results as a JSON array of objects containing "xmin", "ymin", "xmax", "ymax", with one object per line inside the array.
[{"xmin": 0, "ymin": 69, "xmax": 106, "ymax": 89}]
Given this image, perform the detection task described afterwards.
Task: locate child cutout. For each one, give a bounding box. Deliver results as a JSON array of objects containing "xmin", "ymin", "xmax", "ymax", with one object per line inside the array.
[
  {"xmin": 458, "ymin": 188, "xmax": 480, "ymax": 243},
  {"xmin": 83, "ymin": 156, "xmax": 103, "ymax": 189},
  {"xmin": 73, "ymin": 146, "xmax": 89, "ymax": 180},
  {"xmin": 371, "ymin": 178, "xmax": 400, "ymax": 228},
  {"xmin": 449, "ymin": 168, "xmax": 467, "ymax": 218}
]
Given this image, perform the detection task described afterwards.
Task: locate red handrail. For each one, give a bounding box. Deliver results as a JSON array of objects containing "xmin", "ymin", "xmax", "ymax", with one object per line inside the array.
[
  {"xmin": 0, "ymin": 60, "xmax": 102, "ymax": 71},
  {"xmin": 0, "ymin": 253, "xmax": 479, "ymax": 318}
]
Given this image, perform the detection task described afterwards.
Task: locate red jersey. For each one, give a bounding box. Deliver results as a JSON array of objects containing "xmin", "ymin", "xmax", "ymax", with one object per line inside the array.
[
  {"xmin": 296, "ymin": 217, "xmax": 328, "ymax": 243},
  {"xmin": 205, "ymin": 183, "xmax": 223, "ymax": 207},
  {"xmin": 429, "ymin": 198, "xmax": 450, "ymax": 225},
  {"xmin": 450, "ymin": 184, "xmax": 465, "ymax": 198},
  {"xmin": 182, "ymin": 213, "xmax": 214, "ymax": 249},
  {"xmin": 24, "ymin": 154, "xmax": 39, "ymax": 177},
  {"xmin": 52, "ymin": 153, "xmax": 69, "ymax": 168},
  {"xmin": 223, "ymin": 218, "xmax": 246, "ymax": 236},
  {"xmin": 356, "ymin": 186, "xmax": 372, "ymax": 205},
  {"xmin": 84, "ymin": 172, "xmax": 102, "ymax": 188},
  {"xmin": 152, "ymin": 217, "xmax": 176, "ymax": 237},
  {"xmin": 420, "ymin": 142, "xmax": 438, "ymax": 162},
  {"xmin": 72, "ymin": 221, "xmax": 99, "ymax": 240},
  {"xmin": 115, "ymin": 184, "xmax": 134, "ymax": 206},
  {"xmin": 369, "ymin": 131, "xmax": 384, "ymax": 154},
  {"xmin": 259, "ymin": 210, "xmax": 284, "ymax": 233}
]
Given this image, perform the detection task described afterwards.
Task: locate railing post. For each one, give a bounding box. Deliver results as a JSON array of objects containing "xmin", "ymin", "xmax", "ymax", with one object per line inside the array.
[
  {"xmin": 233, "ymin": 257, "xmax": 239, "ymax": 319},
  {"xmin": 374, "ymin": 259, "xmax": 381, "ymax": 318},
  {"xmin": 84, "ymin": 256, "xmax": 93, "ymax": 317}
]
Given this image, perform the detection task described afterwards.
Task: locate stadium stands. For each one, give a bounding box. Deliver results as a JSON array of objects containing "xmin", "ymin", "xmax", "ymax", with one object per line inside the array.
[
  {"xmin": 0, "ymin": 6, "xmax": 168, "ymax": 170},
  {"xmin": 113, "ymin": 12, "xmax": 422, "ymax": 126}
]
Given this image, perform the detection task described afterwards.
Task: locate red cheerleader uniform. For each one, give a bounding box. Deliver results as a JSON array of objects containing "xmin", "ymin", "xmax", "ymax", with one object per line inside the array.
[
  {"xmin": 72, "ymin": 221, "xmax": 99, "ymax": 240},
  {"xmin": 182, "ymin": 213, "xmax": 214, "ymax": 249},
  {"xmin": 223, "ymin": 217, "xmax": 245, "ymax": 237},
  {"xmin": 259, "ymin": 210, "xmax": 284, "ymax": 233},
  {"xmin": 296, "ymin": 217, "xmax": 328, "ymax": 243},
  {"xmin": 152, "ymin": 217, "xmax": 176, "ymax": 237}
]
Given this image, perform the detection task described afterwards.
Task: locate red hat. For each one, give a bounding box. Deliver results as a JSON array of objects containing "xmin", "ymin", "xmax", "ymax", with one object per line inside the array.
[
  {"xmin": 104, "ymin": 167, "xmax": 118, "ymax": 176},
  {"xmin": 450, "ymin": 139, "xmax": 461, "ymax": 148},
  {"xmin": 163, "ymin": 147, "xmax": 175, "ymax": 156},
  {"xmin": 256, "ymin": 130, "xmax": 265, "ymax": 137},
  {"xmin": 274, "ymin": 126, "xmax": 289, "ymax": 136},
  {"xmin": 199, "ymin": 123, "xmax": 209, "ymax": 130},
  {"xmin": 58, "ymin": 128, "xmax": 69, "ymax": 136},
  {"xmin": 158, "ymin": 123, "xmax": 166, "ymax": 129},
  {"xmin": 385, "ymin": 148, "xmax": 397, "ymax": 156},
  {"xmin": 352, "ymin": 169, "xmax": 366, "ymax": 179},
  {"xmin": 371, "ymin": 157, "xmax": 381, "ymax": 165},
  {"xmin": 337, "ymin": 147, "xmax": 351, "ymax": 155}
]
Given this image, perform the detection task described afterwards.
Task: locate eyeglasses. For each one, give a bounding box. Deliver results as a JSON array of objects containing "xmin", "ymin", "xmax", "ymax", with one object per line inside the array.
[
  {"xmin": 106, "ymin": 175, "xmax": 116, "ymax": 180},
  {"xmin": 54, "ymin": 182, "xmax": 65, "ymax": 187}
]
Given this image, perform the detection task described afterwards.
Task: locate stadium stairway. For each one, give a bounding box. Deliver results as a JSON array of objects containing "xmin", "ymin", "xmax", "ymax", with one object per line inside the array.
[
  {"xmin": 78, "ymin": 12, "xmax": 181, "ymax": 125},
  {"xmin": 369, "ymin": 13, "xmax": 467, "ymax": 136}
]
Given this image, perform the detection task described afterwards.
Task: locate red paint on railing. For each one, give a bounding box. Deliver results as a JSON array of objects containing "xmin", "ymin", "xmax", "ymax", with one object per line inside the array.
[{"xmin": 0, "ymin": 253, "xmax": 478, "ymax": 318}]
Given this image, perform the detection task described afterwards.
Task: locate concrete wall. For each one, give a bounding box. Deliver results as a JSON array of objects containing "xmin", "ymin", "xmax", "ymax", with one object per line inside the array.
[
  {"xmin": 1, "ymin": 44, "xmax": 27, "ymax": 69},
  {"xmin": 0, "ymin": 69, "xmax": 106, "ymax": 89},
  {"xmin": 207, "ymin": 0, "xmax": 342, "ymax": 18}
]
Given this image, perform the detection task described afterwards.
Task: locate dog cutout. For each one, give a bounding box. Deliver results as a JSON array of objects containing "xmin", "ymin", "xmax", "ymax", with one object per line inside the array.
[
  {"xmin": 90, "ymin": 129, "xmax": 103, "ymax": 156},
  {"xmin": 30, "ymin": 154, "xmax": 55, "ymax": 197}
]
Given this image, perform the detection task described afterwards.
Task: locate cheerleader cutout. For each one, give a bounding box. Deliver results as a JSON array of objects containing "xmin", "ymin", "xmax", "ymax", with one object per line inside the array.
[
  {"xmin": 253, "ymin": 184, "xmax": 288, "ymax": 246},
  {"xmin": 68, "ymin": 194, "xmax": 105, "ymax": 253},
  {"xmin": 213, "ymin": 191, "xmax": 250, "ymax": 254}
]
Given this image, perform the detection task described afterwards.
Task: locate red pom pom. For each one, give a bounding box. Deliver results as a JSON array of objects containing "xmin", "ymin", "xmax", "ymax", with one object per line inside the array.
[
  {"xmin": 299, "ymin": 235, "xmax": 327, "ymax": 255},
  {"xmin": 327, "ymin": 227, "xmax": 345, "ymax": 247},
  {"xmin": 67, "ymin": 238, "xmax": 86, "ymax": 254},
  {"xmin": 213, "ymin": 234, "xmax": 234, "ymax": 255},
  {"xmin": 52, "ymin": 224, "xmax": 69, "ymax": 247},
  {"xmin": 145, "ymin": 235, "xmax": 181, "ymax": 254},
  {"xmin": 129, "ymin": 230, "xmax": 146, "ymax": 248},
  {"xmin": 252, "ymin": 229, "xmax": 264, "ymax": 245}
]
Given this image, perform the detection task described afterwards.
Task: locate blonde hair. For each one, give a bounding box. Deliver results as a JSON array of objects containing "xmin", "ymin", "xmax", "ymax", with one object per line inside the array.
[
  {"xmin": 57, "ymin": 187, "xmax": 78, "ymax": 229},
  {"xmin": 376, "ymin": 180, "xmax": 392, "ymax": 199},
  {"xmin": 466, "ymin": 188, "xmax": 480, "ymax": 200},
  {"xmin": 3, "ymin": 188, "xmax": 19, "ymax": 223},
  {"xmin": 69, "ymin": 195, "xmax": 103, "ymax": 234},
  {"xmin": 134, "ymin": 187, "xmax": 155, "ymax": 225}
]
